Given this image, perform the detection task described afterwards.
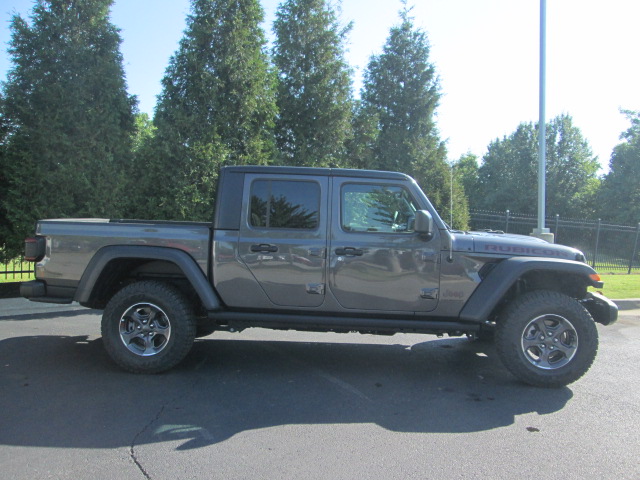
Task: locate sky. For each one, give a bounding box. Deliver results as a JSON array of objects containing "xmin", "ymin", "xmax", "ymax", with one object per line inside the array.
[{"xmin": 1, "ymin": 0, "xmax": 639, "ymax": 172}]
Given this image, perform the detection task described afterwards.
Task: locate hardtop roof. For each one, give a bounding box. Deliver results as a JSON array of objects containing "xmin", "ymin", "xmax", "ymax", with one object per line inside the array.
[{"xmin": 221, "ymin": 165, "xmax": 412, "ymax": 181}]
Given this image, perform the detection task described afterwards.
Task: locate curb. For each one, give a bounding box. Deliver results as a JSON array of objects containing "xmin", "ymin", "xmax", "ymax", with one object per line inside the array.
[
  {"xmin": 613, "ymin": 299, "xmax": 640, "ymax": 311},
  {"xmin": 0, "ymin": 297, "xmax": 85, "ymax": 319}
]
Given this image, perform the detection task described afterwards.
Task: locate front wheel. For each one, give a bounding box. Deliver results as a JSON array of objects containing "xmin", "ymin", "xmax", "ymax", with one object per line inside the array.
[
  {"xmin": 101, "ymin": 281, "xmax": 197, "ymax": 373},
  {"xmin": 496, "ymin": 290, "xmax": 598, "ymax": 388}
]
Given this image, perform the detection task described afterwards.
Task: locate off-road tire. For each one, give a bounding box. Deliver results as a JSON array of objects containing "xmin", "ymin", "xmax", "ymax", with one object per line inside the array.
[
  {"xmin": 101, "ymin": 281, "xmax": 197, "ymax": 373},
  {"xmin": 496, "ymin": 290, "xmax": 598, "ymax": 388}
]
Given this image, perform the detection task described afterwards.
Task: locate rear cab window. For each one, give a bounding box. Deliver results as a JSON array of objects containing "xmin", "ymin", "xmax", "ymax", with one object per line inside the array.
[{"xmin": 249, "ymin": 179, "xmax": 320, "ymax": 230}]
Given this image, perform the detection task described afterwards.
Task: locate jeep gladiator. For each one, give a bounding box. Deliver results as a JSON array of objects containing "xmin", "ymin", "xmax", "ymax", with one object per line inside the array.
[{"xmin": 21, "ymin": 166, "xmax": 618, "ymax": 387}]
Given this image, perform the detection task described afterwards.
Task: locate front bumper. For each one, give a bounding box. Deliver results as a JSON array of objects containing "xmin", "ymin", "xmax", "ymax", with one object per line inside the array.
[{"xmin": 581, "ymin": 292, "xmax": 618, "ymax": 326}]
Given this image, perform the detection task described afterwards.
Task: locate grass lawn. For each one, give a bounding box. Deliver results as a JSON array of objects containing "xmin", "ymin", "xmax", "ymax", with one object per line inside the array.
[
  {"xmin": 593, "ymin": 274, "xmax": 640, "ymax": 299},
  {"xmin": 0, "ymin": 259, "xmax": 34, "ymax": 283}
]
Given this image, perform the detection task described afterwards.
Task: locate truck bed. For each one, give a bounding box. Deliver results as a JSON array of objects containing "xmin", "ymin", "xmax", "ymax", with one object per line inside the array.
[{"xmin": 33, "ymin": 218, "xmax": 212, "ymax": 296}]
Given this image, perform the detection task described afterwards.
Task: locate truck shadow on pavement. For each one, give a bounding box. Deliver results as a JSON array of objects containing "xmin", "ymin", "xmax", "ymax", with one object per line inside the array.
[{"xmin": 0, "ymin": 333, "xmax": 572, "ymax": 450}]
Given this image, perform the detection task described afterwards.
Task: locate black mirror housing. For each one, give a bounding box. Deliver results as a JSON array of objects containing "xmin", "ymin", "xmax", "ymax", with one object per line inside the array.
[{"xmin": 415, "ymin": 210, "xmax": 434, "ymax": 237}]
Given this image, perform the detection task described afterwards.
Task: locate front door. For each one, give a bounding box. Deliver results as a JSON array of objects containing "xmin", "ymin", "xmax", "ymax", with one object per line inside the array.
[
  {"xmin": 238, "ymin": 174, "xmax": 328, "ymax": 307},
  {"xmin": 329, "ymin": 178, "xmax": 441, "ymax": 312}
]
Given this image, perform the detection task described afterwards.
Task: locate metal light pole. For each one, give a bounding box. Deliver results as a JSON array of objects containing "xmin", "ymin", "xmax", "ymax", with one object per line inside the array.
[
  {"xmin": 532, "ymin": 0, "xmax": 554, "ymax": 243},
  {"xmin": 538, "ymin": 0, "xmax": 546, "ymax": 231}
]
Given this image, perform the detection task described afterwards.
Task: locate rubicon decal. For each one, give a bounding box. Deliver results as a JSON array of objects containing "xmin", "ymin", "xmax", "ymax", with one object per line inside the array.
[{"xmin": 484, "ymin": 244, "xmax": 570, "ymax": 258}]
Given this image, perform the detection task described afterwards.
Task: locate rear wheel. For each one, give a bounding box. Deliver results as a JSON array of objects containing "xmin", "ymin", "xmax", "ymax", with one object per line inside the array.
[
  {"xmin": 496, "ymin": 290, "xmax": 598, "ymax": 388},
  {"xmin": 101, "ymin": 281, "xmax": 196, "ymax": 373}
]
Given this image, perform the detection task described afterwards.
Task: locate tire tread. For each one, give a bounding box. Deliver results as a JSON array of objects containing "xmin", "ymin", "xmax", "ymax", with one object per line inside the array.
[
  {"xmin": 495, "ymin": 290, "xmax": 598, "ymax": 388},
  {"xmin": 101, "ymin": 281, "xmax": 196, "ymax": 373}
]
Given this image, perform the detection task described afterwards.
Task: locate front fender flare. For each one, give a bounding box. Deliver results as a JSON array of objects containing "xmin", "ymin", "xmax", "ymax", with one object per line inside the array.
[
  {"xmin": 74, "ymin": 245, "xmax": 222, "ymax": 311},
  {"xmin": 459, "ymin": 257, "xmax": 601, "ymax": 323}
]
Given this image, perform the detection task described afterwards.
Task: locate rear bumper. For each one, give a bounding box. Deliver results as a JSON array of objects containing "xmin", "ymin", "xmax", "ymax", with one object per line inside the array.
[
  {"xmin": 582, "ymin": 292, "xmax": 618, "ymax": 326},
  {"xmin": 21, "ymin": 280, "xmax": 74, "ymax": 304}
]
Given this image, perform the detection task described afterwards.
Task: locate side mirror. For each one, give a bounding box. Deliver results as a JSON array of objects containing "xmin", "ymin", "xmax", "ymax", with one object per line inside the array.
[{"xmin": 414, "ymin": 210, "xmax": 434, "ymax": 237}]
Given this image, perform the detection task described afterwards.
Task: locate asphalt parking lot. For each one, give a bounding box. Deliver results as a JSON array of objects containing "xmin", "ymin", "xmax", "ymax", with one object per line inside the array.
[{"xmin": 1, "ymin": 298, "xmax": 639, "ymax": 480}]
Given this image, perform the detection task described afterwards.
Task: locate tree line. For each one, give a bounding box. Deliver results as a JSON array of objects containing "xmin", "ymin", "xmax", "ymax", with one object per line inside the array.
[
  {"xmin": 1, "ymin": 0, "xmax": 638, "ymax": 260},
  {"xmin": 456, "ymin": 111, "xmax": 640, "ymax": 227}
]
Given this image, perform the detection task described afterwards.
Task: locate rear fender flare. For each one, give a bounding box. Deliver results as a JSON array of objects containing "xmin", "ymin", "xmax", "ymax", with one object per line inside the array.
[{"xmin": 74, "ymin": 245, "xmax": 221, "ymax": 311}]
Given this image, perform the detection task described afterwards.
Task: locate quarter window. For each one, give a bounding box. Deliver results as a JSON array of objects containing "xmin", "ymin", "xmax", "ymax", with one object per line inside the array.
[{"xmin": 250, "ymin": 180, "xmax": 320, "ymax": 229}]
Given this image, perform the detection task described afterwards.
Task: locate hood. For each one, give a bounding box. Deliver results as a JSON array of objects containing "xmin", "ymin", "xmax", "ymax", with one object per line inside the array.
[{"xmin": 451, "ymin": 230, "xmax": 585, "ymax": 261}]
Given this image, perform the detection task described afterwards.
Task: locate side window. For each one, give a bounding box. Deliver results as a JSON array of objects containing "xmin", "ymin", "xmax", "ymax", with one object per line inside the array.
[
  {"xmin": 250, "ymin": 180, "xmax": 320, "ymax": 229},
  {"xmin": 342, "ymin": 184, "xmax": 418, "ymax": 233}
]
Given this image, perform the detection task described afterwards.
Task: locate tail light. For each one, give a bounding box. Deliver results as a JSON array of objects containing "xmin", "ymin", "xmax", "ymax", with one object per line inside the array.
[{"xmin": 24, "ymin": 236, "xmax": 46, "ymax": 262}]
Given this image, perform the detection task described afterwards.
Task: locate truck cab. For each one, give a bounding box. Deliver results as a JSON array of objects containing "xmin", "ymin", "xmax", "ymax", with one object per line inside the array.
[{"xmin": 213, "ymin": 166, "xmax": 442, "ymax": 314}]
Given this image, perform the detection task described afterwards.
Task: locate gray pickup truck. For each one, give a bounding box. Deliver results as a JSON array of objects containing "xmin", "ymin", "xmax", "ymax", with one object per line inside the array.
[{"xmin": 21, "ymin": 166, "xmax": 617, "ymax": 387}]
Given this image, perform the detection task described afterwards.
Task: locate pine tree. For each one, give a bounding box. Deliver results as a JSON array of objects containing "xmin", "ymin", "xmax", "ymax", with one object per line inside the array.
[
  {"xmin": 345, "ymin": 100, "xmax": 378, "ymax": 170},
  {"xmin": 131, "ymin": 113, "xmax": 156, "ymax": 156},
  {"xmin": 273, "ymin": 0, "xmax": 353, "ymax": 167},
  {"xmin": 360, "ymin": 6, "xmax": 461, "ymax": 225},
  {"xmin": 133, "ymin": 0, "xmax": 277, "ymax": 220},
  {"xmin": 1, "ymin": 0, "xmax": 136, "ymax": 258}
]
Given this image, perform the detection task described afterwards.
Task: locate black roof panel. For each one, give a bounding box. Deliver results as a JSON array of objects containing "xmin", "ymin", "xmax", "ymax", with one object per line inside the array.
[{"xmin": 221, "ymin": 165, "xmax": 411, "ymax": 181}]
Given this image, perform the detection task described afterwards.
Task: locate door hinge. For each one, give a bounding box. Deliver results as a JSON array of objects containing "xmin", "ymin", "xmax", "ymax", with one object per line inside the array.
[
  {"xmin": 306, "ymin": 283, "xmax": 325, "ymax": 295},
  {"xmin": 308, "ymin": 247, "xmax": 326, "ymax": 258},
  {"xmin": 421, "ymin": 251, "xmax": 439, "ymax": 263},
  {"xmin": 420, "ymin": 288, "xmax": 439, "ymax": 300}
]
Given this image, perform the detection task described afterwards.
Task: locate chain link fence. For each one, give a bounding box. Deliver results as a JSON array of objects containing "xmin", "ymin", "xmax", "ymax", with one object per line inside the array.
[{"xmin": 470, "ymin": 209, "xmax": 640, "ymax": 273}]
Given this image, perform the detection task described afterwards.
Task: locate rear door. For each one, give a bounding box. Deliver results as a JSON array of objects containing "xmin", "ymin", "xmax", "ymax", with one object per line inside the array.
[
  {"xmin": 329, "ymin": 177, "xmax": 441, "ymax": 312},
  {"xmin": 238, "ymin": 174, "xmax": 328, "ymax": 307}
]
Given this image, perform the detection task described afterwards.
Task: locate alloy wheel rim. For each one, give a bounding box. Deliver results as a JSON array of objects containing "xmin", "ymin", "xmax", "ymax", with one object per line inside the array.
[
  {"xmin": 521, "ymin": 314, "xmax": 578, "ymax": 370},
  {"xmin": 118, "ymin": 303, "xmax": 171, "ymax": 356}
]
